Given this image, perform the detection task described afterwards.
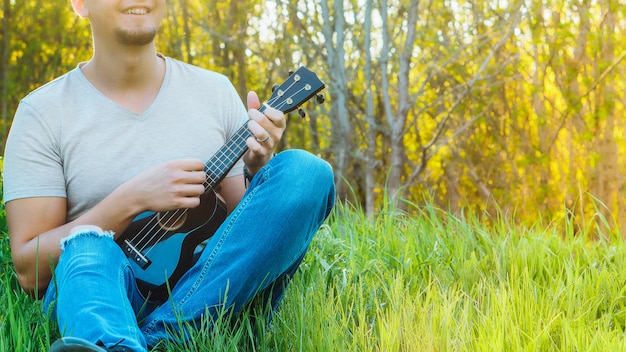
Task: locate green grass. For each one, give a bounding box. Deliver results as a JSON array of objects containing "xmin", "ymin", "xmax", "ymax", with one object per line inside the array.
[{"xmin": 2, "ymin": 199, "xmax": 626, "ymax": 351}]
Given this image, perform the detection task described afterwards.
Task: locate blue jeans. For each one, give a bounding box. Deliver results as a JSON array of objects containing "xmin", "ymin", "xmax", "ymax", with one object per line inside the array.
[{"xmin": 43, "ymin": 150, "xmax": 336, "ymax": 351}]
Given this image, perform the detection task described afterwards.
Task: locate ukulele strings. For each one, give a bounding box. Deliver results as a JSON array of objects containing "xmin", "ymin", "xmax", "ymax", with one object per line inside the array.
[
  {"xmin": 126, "ymin": 75, "xmax": 308, "ymax": 254},
  {"xmin": 127, "ymin": 208, "xmax": 189, "ymax": 252}
]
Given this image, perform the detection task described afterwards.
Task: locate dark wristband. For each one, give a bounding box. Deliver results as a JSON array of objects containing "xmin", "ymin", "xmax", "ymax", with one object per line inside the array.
[{"xmin": 243, "ymin": 164, "xmax": 255, "ymax": 187}]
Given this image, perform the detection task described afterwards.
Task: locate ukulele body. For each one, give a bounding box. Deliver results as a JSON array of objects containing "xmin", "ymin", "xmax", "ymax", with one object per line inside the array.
[{"xmin": 116, "ymin": 189, "xmax": 227, "ymax": 300}]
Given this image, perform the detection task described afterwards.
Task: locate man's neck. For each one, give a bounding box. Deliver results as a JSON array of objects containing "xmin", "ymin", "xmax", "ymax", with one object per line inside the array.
[{"xmin": 81, "ymin": 44, "xmax": 166, "ymax": 114}]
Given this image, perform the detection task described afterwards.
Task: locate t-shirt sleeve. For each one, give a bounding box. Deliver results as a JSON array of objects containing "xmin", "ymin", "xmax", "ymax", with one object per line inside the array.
[{"xmin": 3, "ymin": 101, "xmax": 67, "ymax": 203}]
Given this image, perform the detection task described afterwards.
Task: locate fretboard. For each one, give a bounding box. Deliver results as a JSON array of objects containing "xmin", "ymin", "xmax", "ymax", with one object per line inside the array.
[{"xmin": 202, "ymin": 105, "xmax": 268, "ymax": 189}]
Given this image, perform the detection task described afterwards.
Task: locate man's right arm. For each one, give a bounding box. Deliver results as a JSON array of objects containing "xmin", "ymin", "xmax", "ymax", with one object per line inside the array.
[
  {"xmin": 8, "ymin": 197, "xmax": 76, "ymax": 297},
  {"xmin": 7, "ymin": 159, "xmax": 209, "ymax": 298},
  {"xmin": 7, "ymin": 194, "xmax": 139, "ymax": 298}
]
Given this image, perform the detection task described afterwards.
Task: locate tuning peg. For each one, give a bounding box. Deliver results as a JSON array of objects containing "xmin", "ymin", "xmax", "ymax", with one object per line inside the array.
[
  {"xmin": 298, "ymin": 108, "xmax": 306, "ymax": 118},
  {"xmin": 316, "ymin": 94, "xmax": 325, "ymax": 104},
  {"xmin": 288, "ymin": 70, "xmax": 294, "ymax": 76},
  {"xmin": 271, "ymin": 84, "xmax": 279, "ymax": 92}
]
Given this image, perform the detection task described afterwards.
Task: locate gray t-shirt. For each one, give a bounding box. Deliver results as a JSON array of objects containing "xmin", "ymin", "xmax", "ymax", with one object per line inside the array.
[{"xmin": 3, "ymin": 56, "xmax": 248, "ymax": 221}]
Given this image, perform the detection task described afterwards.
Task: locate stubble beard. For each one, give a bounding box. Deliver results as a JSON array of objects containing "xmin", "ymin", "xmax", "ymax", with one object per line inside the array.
[{"xmin": 113, "ymin": 26, "xmax": 158, "ymax": 46}]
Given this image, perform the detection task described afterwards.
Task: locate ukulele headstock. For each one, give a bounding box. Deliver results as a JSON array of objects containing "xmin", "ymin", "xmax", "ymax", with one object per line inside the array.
[{"xmin": 265, "ymin": 66, "xmax": 326, "ymax": 114}]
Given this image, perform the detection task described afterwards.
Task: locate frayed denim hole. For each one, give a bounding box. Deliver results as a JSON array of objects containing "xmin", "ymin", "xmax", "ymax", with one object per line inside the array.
[{"xmin": 59, "ymin": 230, "xmax": 115, "ymax": 251}]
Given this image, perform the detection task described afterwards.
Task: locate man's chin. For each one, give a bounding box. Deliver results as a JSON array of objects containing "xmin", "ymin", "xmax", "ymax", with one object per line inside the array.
[{"xmin": 114, "ymin": 28, "xmax": 157, "ymax": 46}]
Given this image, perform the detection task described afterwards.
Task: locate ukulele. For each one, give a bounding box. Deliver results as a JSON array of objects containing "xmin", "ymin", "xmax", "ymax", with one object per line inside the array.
[{"xmin": 116, "ymin": 66, "xmax": 326, "ymax": 300}]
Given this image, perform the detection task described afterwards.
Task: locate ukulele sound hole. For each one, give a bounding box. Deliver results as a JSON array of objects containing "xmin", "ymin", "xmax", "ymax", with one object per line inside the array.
[{"xmin": 157, "ymin": 211, "xmax": 188, "ymax": 231}]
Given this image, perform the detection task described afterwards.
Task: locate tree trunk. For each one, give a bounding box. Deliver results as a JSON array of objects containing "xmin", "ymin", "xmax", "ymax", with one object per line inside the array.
[
  {"xmin": 363, "ymin": 0, "xmax": 378, "ymax": 216},
  {"xmin": 590, "ymin": 1, "xmax": 619, "ymax": 236},
  {"xmin": 320, "ymin": 0, "xmax": 351, "ymax": 201},
  {"xmin": 380, "ymin": 0, "xmax": 419, "ymax": 206}
]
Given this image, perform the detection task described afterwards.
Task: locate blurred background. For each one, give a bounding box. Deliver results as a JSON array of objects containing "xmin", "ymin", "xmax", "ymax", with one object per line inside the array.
[{"xmin": 1, "ymin": 0, "xmax": 625, "ymax": 235}]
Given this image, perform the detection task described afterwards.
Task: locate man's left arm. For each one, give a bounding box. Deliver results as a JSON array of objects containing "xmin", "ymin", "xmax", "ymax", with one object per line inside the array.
[{"xmin": 219, "ymin": 90, "xmax": 285, "ymax": 213}]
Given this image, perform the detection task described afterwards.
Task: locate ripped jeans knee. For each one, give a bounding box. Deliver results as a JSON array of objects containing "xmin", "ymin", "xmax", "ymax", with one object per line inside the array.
[{"xmin": 59, "ymin": 225, "xmax": 115, "ymax": 251}]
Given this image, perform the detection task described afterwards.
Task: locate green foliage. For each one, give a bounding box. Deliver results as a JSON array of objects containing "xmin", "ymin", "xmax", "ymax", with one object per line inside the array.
[
  {"xmin": 1, "ymin": 0, "xmax": 92, "ymax": 143},
  {"xmin": 3, "ymin": 0, "xmax": 626, "ymax": 232},
  {"xmin": 2, "ymin": 197, "xmax": 626, "ymax": 351},
  {"xmin": 0, "ymin": 267, "xmax": 54, "ymax": 351}
]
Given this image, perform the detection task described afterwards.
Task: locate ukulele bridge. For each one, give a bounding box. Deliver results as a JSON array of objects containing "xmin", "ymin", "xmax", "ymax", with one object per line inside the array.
[{"xmin": 123, "ymin": 239, "xmax": 151, "ymax": 269}]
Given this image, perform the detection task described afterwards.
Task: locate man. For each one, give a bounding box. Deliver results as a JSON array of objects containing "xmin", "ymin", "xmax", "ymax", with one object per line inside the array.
[{"xmin": 2, "ymin": 0, "xmax": 335, "ymax": 351}]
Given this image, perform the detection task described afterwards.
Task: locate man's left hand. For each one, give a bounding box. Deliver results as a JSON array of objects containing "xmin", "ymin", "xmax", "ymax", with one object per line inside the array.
[{"xmin": 243, "ymin": 91, "xmax": 285, "ymax": 175}]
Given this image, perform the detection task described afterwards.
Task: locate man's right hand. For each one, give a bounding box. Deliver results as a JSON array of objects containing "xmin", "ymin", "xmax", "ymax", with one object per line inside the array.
[{"xmin": 118, "ymin": 159, "xmax": 207, "ymax": 214}]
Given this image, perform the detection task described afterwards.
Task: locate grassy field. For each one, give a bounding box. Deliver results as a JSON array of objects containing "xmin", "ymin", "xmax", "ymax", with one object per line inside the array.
[{"xmin": 2, "ymin": 198, "xmax": 626, "ymax": 351}]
